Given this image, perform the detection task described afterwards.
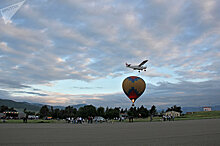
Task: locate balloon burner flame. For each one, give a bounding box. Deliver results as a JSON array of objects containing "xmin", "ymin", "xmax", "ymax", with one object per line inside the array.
[{"xmin": 132, "ymin": 99, "xmax": 135, "ymax": 103}]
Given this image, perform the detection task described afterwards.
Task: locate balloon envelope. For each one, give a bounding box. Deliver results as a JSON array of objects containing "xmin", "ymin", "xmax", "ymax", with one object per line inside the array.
[{"xmin": 122, "ymin": 76, "xmax": 146, "ymax": 104}]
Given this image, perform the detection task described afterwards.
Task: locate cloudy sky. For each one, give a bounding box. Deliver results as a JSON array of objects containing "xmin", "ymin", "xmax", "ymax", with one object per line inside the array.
[{"xmin": 0, "ymin": 0, "xmax": 220, "ymax": 109}]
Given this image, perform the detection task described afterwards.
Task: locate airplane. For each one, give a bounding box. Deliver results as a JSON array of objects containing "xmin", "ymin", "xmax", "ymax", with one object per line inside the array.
[{"xmin": 126, "ymin": 60, "xmax": 148, "ymax": 72}]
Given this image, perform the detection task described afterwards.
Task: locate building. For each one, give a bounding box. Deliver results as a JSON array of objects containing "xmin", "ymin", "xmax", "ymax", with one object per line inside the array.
[
  {"xmin": 165, "ymin": 111, "xmax": 181, "ymax": 117},
  {"xmin": 203, "ymin": 107, "xmax": 212, "ymax": 111},
  {"xmin": 0, "ymin": 112, "xmax": 26, "ymax": 119}
]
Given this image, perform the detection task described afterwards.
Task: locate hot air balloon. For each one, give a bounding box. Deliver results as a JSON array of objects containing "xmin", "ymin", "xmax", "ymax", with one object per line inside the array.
[{"xmin": 122, "ymin": 76, "xmax": 146, "ymax": 106}]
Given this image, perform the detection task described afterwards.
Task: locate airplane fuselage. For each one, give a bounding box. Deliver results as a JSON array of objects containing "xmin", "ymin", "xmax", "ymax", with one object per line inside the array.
[{"xmin": 127, "ymin": 65, "xmax": 147, "ymax": 70}]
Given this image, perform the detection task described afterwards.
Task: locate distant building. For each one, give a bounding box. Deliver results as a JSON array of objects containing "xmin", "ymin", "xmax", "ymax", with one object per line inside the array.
[
  {"xmin": 0, "ymin": 112, "xmax": 26, "ymax": 119},
  {"xmin": 165, "ymin": 111, "xmax": 181, "ymax": 117},
  {"xmin": 203, "ymin": 107, "xmax": 212, "ymax": 111},
  {"xmin": 3, "ymin": 111, "xmax": 19, "ymax": 119}
]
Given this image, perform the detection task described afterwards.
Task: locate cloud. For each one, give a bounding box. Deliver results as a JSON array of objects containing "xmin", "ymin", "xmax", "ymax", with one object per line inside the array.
[
  {"xmin": 139, "ymin": 80, "xmax": 220, "ymax": 108},
  {"xmin": 0, "ymin": 79, "xmax": 31, "ymax": 89},
  {"xmin": 72, "ymin": 86, "xmax": 103, "ymax": 90},
  {"xmin": 0, "ymin": 0, "xmax": 219, "ymax": 83},
  {"xmin": 14, "ymin": 91, "xmax": 48, "ymax": 96}
]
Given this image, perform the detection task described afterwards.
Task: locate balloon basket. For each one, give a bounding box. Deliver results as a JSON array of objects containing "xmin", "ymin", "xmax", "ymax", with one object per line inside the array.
[{"xmin": 132, "ymin": 103, "xmax": 134, "ymax": 106}]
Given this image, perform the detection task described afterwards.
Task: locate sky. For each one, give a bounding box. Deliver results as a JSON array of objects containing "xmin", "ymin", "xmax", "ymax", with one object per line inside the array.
[{"xmin": 0, "ymin": 0, "xmax": 220, "ymax": 109}]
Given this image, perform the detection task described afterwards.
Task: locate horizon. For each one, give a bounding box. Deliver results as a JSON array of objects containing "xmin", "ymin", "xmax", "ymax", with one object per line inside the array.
[
  {"xmin": 0, "ymin": 0, "xmax": 220, "ymax": 109},
  {"xmin": 1, "ymin": 98, "xmax": 220, "ymax": 112}
]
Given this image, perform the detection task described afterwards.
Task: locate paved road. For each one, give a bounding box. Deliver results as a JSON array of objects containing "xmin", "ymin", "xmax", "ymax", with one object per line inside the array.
[{"xmin": 0, "ymin": 119, "xmax": 220, "ymax": 146}]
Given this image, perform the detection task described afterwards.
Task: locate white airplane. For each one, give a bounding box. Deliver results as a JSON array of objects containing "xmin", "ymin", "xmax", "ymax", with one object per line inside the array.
[{"xmin": 126, "ymin": 60, "xmax": 148, "ymax": 72}]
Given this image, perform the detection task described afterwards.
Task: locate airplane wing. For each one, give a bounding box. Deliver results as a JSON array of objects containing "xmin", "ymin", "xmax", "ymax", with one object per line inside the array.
[{"xmin": 138, "ymin": 60, "xmax": 148, "ymax": 67}]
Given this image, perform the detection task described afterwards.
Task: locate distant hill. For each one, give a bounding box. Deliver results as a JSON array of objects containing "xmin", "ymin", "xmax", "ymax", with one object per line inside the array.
[
  {"xmin": 0, "ymin": 99, "xmax": 41, "ymax": 112},
  {"xmin": 0, "ymin": 98, "xmax": 87, "ymax": 112},
  {"xmin": 72, "ymin": 104, "xmax": 87, "ymax": 109},
  {"xmin": 3, "ymin": 98, "xmax": 219, "ymax": 113},
  {"xmin": 182, "ymin": 105, "xmax": 220, "ymax": 113}
]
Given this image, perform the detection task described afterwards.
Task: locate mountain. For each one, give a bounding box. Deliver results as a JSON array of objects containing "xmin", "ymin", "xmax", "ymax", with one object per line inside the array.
[
  {"xmin": 72, "ymin": 104, "xmax": 87, "ymax": 109},
  {"xmin": 182, "ymin": 107, "xmax": 203, "ymax": 113},
  {"xmin": 0, "ymin": 99, "xmax": 41, "ymax": 112},
  {"xmin": 212, "ymin": 105, "xmax": 220, "ymax": 111},
  {"xmin": 51, "ymin": 104, "xmax": 87, "ymax": 110},
  {"xmin": 0, "ymin": 98, "xmax": 87, "ymax": 112},
  {"xmin": 182, "ymin": 105, "xmax": 220, "ymax": 113}
]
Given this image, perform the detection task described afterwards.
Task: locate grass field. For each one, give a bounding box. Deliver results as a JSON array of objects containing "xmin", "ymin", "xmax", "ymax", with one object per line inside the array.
[
  {"xmin": 1, "ymin": 111, "xmax": 220, "ymax": 123},
  {"xmin": 175, "ymin": 111, "xmax": 220, "ymax": 120},
  {"xmin": 110, "ymin": 111, "xmax": 220, "ymax": 123}
]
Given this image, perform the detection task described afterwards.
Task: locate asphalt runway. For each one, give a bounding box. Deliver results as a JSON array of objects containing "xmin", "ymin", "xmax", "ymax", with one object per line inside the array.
[{"xmin": 0, "ymin": 119, "xmax": 220, "ymax": 146}]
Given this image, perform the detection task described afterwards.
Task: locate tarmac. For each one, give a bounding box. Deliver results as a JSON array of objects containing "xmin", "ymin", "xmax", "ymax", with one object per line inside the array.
[{"xmin": 0, "ymin": 119, "xmax": 220, "ymax": 146}]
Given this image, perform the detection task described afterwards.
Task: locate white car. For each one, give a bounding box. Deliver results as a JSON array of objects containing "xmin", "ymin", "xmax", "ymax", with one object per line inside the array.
[{"xmin": 94, "ymin": 116, "xmax": 105, "ymax": 122}]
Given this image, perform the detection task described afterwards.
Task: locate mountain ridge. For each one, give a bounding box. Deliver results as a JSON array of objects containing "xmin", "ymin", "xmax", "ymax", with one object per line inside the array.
[{"xmin": 0, "ymin": 98, "xmax": 86, "ymax": 112}]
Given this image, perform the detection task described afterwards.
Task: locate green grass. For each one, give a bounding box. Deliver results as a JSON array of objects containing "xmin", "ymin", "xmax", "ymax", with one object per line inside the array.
[
  {"xmin": 113, "ymin": 111, "xmax": 220, "ymax": 123},
  {"xmin": 175, "ymin": 111, "xmax": 220, "ymax": 121}
]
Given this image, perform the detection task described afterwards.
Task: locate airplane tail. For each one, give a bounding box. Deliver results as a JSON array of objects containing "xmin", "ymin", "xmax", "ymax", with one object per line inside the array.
[{"xmin": 126, "ymin": 63, "xmax": 131, "ymax": 67}]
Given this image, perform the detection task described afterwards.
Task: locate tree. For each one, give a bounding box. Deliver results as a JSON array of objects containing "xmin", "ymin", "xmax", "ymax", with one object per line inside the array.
[
  {"xmin": 138, "ymin": 105, "xmax": 149, "ymax": 118},
  {"xmin": 97, "ymin": 107, "xmax": 105, "ymax": 117},
  {"xmin": 150, "ymin": 105, "xmax": 157, "ymax": 116},
  {"xmin": 128, "ymin": 107, "xmax": 134, "ymax": 117},
  {"xmin": 166, "ymin": 105, "xmax": 182, "ymax": 113},
  {"xmin": 52, "ymin": 108, "xmax": 60, "ymax": 119},
  {"xmin": 39, "ymin": 105, "xmax": 50, "ymax": 118},
  {"xmin": 104, "ymin": 107, "xmax": 120, "ymax": 119},
  {"xmin": 113, "ymin": 107, "xmax": 120, "ymax": 118},
  {"xmin": 23, "ymin": 108, "xmax": 27, "ymax": 113},
  {"xmin": 77, "ymin": 105, "xmax": 96, "ymax": 118},
  {"xmin": 0, "ymin": 105, "xmax": 9, "ymax": 112},
  {"xmin": 64, "ymin": 106, "xmax": 77, "ymax": 118},
  {"xmin": 25, "ymin": 110, "xmax": 35, "ymax": 116}
]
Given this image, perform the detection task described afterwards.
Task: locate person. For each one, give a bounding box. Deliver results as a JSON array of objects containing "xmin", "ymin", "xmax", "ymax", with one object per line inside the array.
[
  {"xmin": 150, "ymin": 114, "xmax": 153, "ymax": 122},
  {"xmin": 88, "ymin": 116, "xmax": 90, "ymax": 124},
  {"xmin": 162, "ymin": 115, "xmax": 165, "ymax": 121},
  {"xmin": 3, "ymin": 116, "xmax": 6, "ymax": 123},
  {"xmin": 129, "ymin": 116, "xmax": 133, "ymax": 122},
  {"xmin": 172, "ymin": 115, "xmax": 175, "ymax": 121},
  {"xmin": 91, "ymin": 116, "xmax": 93, "ymax": 124},
  {"xmin": 121, "ymin": 116, "xmax": 125, "ymax": 122},
  {"xmin": 79, "ymin": 117, "xmax": 82, "ymax": 124},
  {"xmin": 23, "ymin": 117, "xmax": 27, "ymax": 123},
  {"xmin": 168, "ymin": 115, "xmax": 171, "ymax": 121},
  {"xmin": 74, "ymin": 117, "xmax": 77, "ymax": 124}
]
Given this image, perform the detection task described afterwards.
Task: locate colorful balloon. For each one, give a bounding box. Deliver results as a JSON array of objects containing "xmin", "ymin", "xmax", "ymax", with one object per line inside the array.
[{"xmin": 122, "ymin": 76, "xmax": 146, "ymax": 106}]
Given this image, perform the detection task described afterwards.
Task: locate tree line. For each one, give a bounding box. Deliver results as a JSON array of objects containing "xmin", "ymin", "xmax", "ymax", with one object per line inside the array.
[
  {"xmin": 38, "ymin": 105, "xmax": 158, "ymax": 119},
  {"xmin": 0, "ymin": 104, "xmax": 182, "ymax": 119}
]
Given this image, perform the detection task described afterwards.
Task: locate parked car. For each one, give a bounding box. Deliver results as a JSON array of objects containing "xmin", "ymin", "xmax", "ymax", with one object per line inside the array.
[{"xmin": 94, "ymin": 116, "xmax": 105, "ymax": 122}]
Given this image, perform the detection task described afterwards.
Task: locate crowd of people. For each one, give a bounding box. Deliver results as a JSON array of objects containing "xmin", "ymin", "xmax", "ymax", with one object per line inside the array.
[
  {"xmin": 66, "ymin": 117, "xmax": 84, "ymax": 124},
  {"xmin": 162, "ymin": 115, "xmax": 175, "ymax": 121}
]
